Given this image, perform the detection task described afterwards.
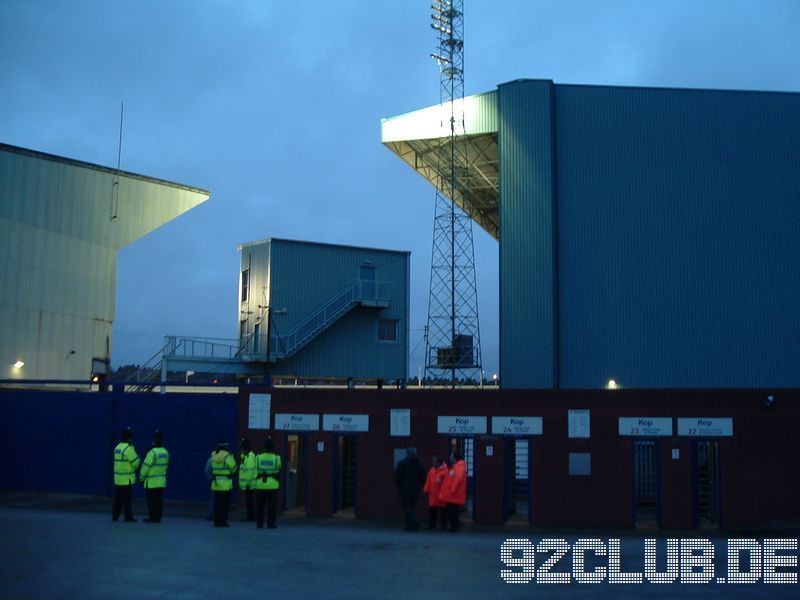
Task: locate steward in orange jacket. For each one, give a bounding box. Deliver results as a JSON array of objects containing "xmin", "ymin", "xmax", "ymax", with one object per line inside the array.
[
  {"xmin": 439, "ymin": 453, "xmax": 467, "ymax": 531},
  {"xmin": 423, "ymin": 458, "xmax": 448, "ymax": 530}
]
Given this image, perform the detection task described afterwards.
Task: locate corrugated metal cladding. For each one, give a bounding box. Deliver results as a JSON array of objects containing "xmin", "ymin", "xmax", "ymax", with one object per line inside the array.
[
  {"xmin": 0, "ymin": 144, "xmax": 209, "ymax": 381},
  {"xmin": 238, "ymin": 239, "xmax": 409, "ymax": 380},
  {"xmin": 498, "ymin": 80, "xmax": 800, "ymax": 388},
  {"xmin": 498, "ymin": 80, "xmax": 558, "ymax": 388}
]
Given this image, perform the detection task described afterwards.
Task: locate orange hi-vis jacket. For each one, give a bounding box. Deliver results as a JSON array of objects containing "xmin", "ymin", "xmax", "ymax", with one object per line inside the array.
[
  {"xmin": 439, "ymin": 459, "xmax": 467, "ymax": 505},
  {"xmin": 423, "ymin": 464, "xmax": 448, "ymax": 508}
]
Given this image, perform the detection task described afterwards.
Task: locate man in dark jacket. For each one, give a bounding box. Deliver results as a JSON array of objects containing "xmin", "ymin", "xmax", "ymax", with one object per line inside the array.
[{"xmin": 394, "ymin": 447, "xmax": 426, "ymax": 531}]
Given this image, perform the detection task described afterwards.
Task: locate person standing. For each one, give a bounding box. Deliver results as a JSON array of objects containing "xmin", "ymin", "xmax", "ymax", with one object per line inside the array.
[
  {"xmin": 423, "ymin": 456, "xmax": 448, "ymax": 530},
  {"xmin": 394, "ymin": 447, "xmax": 426, "ymax": 531},
  {"xmin": 140, "ymin": 430, "xmax": 169, "ymax": 523},
  {"xmin": 210, "ymin": 440, "xmax": 237, "ymax": 527},
  {"xmin": 255, "ymin": 437, "xmax": 282, "ymax": 529},
  {"xmin": 439, "ymin": 451, "xmax": 467, "ymax": 532},
  {"xmin": 112, "ymin": 427, "xmax": 140, "ymax": 522},
  {"xmin": 238, "ymin": 438, "xmax": 257, "ymax": 521}
]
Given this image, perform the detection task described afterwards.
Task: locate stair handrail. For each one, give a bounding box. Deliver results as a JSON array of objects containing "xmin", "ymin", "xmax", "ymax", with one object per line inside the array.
[{"xmin": 271, "ymin": 283, "xmax": 359, "ymax": 358}]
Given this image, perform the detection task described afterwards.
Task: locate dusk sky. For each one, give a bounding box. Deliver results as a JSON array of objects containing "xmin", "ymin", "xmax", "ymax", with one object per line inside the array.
[{"xmin": 2, "ymin": 0, "xmax": 799, "ymax": 377}]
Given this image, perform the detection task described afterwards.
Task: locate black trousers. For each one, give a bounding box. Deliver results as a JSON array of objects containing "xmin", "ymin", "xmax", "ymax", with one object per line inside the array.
[
  {"xmin": 112, "ymin": 484, "xmax": 134, "ymax": 521},
  {"xmin": 401, "ymin": 494, "xmax": 419, "ymax": 531},
  {"xmin": 446, "ymin": 502, "xmax": 461, "ymax": 531},
  {"xmin": 243, "ymin": 488, "xmax": 255, "ymax": 521},
  {"xmin": 146, "ymin": 488, "xmax": 164, "ymax": 522},
  {"xmin": 428, "ymin": 506, "xmax": 448, "ymax": 529},
  {"xmin": 256, "ymin": 489, "xmax": 278, "ymax": 528},
  {"xmin": 213, "ymin": 491, "xmax": 231, "ymax": 526}
]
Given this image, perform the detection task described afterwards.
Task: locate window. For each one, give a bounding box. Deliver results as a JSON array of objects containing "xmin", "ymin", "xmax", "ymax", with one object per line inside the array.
[
  {"xmin": 378, "ymin": 319, "xmax": 398, "ymax": 342},
  {"xmin": 241, "ymin": 269, "xmax": 249, "ymax": 302}
]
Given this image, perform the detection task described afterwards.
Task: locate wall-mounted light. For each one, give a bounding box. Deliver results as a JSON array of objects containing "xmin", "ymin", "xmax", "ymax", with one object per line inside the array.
[
  {"xmin": 12, "ymin": 360, "xmax": 24, "ymax": 369},
  {"xmin": 607, "ymin": 379, "xmax": 618, "ymax": 389},
  {"xmin": 764, "ymin": 394, "xmax": 775, "ymax": 408}
]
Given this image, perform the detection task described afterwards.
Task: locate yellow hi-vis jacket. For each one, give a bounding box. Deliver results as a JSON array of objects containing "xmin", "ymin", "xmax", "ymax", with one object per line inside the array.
[
  {"xmin": 238, "ymin": 451, "xmax": 257, "ymax": 490},
  {"xmin": 210, "ymin": 450, "xmax": 237, "ymax": 492},
  {"xmin": 113, "ymin": 442, "xmax": 140, "ymax": 486},
  {"xmin": 140, "ymin": 447, "xmax": 170, "ymax": 489},
  {"xmin": 255, "ymin": 452, "xmax": 282, "ymax": 491}
]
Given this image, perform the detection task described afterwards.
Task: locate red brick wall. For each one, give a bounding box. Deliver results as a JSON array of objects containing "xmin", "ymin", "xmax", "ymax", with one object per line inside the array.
[{"xmin": 237, "ymin": 387, "xmax": 800, "ymax": 530}]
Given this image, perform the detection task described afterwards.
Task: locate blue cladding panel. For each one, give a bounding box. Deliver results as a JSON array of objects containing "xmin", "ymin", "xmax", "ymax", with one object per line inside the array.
[
  {"xmin": 269, "ymin": 240, "xmax": 409, "ymax": 380},
  {"xmin": 500, "ymin": 80, "xmax": 800, "ymax": 388},
  {"xmin": 0, "ymin": 389, "xmax": 238, "ymax": 500},
  {"xmin": 554, "ymin": 85, "xmax": 800, "ymax": 387},
  {"xmin": 498, "ymin": 80, "xmax": 557, "ymax": 388}
]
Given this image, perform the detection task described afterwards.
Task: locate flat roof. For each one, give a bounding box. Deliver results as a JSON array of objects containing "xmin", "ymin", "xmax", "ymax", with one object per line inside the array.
[{"xmin": 237, "ymin": 236, "xmax": 410, "ymax": 255}]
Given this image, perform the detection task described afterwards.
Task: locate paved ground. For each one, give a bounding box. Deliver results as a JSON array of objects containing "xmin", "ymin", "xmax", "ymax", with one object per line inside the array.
[{"xmin": 0, "ymin": 492, "xmax": 798, "ymax": 599}]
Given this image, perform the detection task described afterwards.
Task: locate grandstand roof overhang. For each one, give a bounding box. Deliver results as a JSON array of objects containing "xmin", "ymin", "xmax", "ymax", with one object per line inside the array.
[{"xmin": 380, "ymin": 91, "xmax": 500, "ymax": 240}]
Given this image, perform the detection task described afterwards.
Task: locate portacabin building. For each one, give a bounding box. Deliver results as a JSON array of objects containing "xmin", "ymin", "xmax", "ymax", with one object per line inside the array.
[
  {"xmin": 382, "ymin": 79, "xmax": 800, "ymax": 389},
  {"xmin": 0, "ymin": 143, "xmax": 209, "ymax": 383},
  {"xmin": 236, "ymin": 238, "xmax": 410, "ymax": 384}
]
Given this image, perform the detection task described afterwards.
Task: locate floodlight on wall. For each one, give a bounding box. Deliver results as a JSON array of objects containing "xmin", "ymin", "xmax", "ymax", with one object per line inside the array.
[
  {"xmin": 607, "ymin": 379, "xmax": 618, "ymax": 390},
  {"xmin": 764, "ymin": 394, "xmax": 775, "ymax": 407},
  {"xmin": 12, "ymin": 360, "xmax": 24, "ymax": 369}
]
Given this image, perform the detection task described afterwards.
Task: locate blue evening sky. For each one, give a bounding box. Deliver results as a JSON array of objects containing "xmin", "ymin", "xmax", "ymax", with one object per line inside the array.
[{"xmin": 1, "ymin": 0, "xmax": 798, "ymax": 377}]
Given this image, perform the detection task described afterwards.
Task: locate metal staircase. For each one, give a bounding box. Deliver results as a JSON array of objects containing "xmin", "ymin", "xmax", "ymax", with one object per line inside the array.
[
  {"xmin": 124, "ymin": 279, "xmax": 390, "ymax": 391},
  {"xmin": 266, "ymin": 279, "xmax": 389, "ymax": 361}
]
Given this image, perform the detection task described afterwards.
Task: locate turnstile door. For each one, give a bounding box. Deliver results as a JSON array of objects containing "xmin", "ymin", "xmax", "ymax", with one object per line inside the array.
[
  {"xmin": 338, "ymin": 436, "xmax": 357, "ymax": 511},
  {"xmin": 696, "ymin": 440, "xmax": 719, "ymax": 527},
  {"xmin": 633, "ymin": 440, "xmax": 658, "ymax": 526}
]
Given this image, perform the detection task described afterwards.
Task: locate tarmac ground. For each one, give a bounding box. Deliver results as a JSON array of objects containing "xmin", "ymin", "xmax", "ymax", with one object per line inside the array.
[{"xmin": 0, "ymin": 491, "xmax": 798, "ymax": 599}]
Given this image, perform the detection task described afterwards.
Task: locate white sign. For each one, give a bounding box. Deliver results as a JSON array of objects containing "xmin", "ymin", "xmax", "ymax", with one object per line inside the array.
[
  {"xmin": 323, "ymin": 414, "xmax": 369, "ymax": 433},
  {"xmin": 248, "ymin": 393, "xmax": 271, "ymax": 430},
  {"xmin": 437, "ymin": 416, "xmax": 487, "ymax": 435},
  {"xmin": 486, "ymin": 445, "xmax": 494, "ymax": 457},
  {"xmin": 274, "ymin": 413, "xmax": 319, "ymax": 431},
  {"xmin": 492, "ymin": 416, "xmax": 543, "ymax": 436},
  {"xmin": 568, "ymin": 410, "xmax": 590, "ymax": 438},
  {"xmin": 672, "ymin": 449, "xmax": 680, "ymax": 460},
  {"xmin": 677, "ymin": 417, "xmax": 733, "ymax": 437},
  {"xmin": 618, "ymin": 417, "xmax": 673, "ymax": 437},
  {"xmin": 390, "ymin": 409, "xmax": 411, "ymax": 437},
  {"xmin": 316, "ymin": 442, "xmax": 325, "ymax": 452}
]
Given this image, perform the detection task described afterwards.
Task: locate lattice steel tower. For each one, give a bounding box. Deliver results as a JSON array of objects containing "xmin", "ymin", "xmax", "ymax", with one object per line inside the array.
[{"xmin": 424, "ymin": 0, "xmax": 482, "ymax": 387}]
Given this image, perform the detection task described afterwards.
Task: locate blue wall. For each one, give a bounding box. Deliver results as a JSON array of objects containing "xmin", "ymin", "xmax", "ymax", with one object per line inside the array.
[
  {"xmin": 499, "ymin": 80, "xmax": 800, "ymax": 388},
  {"xmin": 0, "ymin": 388, "xmax": 238, "ymax": 500},
  {"xmin": 498, "ymin": 80, "xmax": 559, "ymax": 388}
]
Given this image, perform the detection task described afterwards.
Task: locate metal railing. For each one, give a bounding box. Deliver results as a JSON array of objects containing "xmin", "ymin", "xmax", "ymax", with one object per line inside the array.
[{"xmin": 268, "ymin": 279, "xmax": 390, "ymax": 360}]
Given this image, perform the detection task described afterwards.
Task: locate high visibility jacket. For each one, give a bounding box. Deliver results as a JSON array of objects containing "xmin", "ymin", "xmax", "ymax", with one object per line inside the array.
[
  {"xmin": 210, "ymin": 450, "xmax": 237, "ymax": 492},
  {"xmin": 113, "ymin": 442, "xmax": 140, "ymax": 486},
  {"xmin": 238, "ymin": 451, "xmax": 257, "ymax": 490},
  {"xmin": 423, "ymin": 464, "xmax": 448, "ymax": 508},
  {"xmin": 439, "ymin": 459, "xmax": 467, "ymax": 505},
  {"xmin": 255, "ymin": 452, "xmax": 282, "ymax": 491},
  {"xmin": 141, "ymin": 446, "xmax": 170, "ymax": 489}
]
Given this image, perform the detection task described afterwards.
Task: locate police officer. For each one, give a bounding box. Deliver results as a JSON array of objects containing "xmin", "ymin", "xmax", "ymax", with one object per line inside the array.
[
  {"xmin": 140, "ymin": 430, "xmax": 169, "ymax": 523},
  {"xmin": 112, "ymin": 427, "xmax": 140, "ymax": 522},
  {"xmin": 238, "ymin": 438, "xmax": 257, "ymax": 521},
  {"xmin": 210, "ymin": 440, "xmax": 237, "ymax": 527},
  {"xmin": 255, "ymin": 436, "xmax": 282, "ymax": 529}
]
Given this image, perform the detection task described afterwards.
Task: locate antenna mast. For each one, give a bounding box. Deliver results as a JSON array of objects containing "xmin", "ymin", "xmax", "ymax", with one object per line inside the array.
[{"xmin": 424, "ymin": 0, "xmax": 482, "ymax": 388}]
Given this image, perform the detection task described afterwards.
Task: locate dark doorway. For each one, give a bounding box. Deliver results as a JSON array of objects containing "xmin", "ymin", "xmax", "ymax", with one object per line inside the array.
[
  {"xmin": 284, "ymin": 434, "xmax": 306, "ymax": 513},
  {"xmin": 694, "ymin": 440, "xmax": 720, "ymax": 528},
  {"xmin": 334, "ymin": 435, "xmax": 357, "ymax": 517},
  {"xmin": 633, "ymin": 440, "xmax": 659, "ymax": 527}
]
